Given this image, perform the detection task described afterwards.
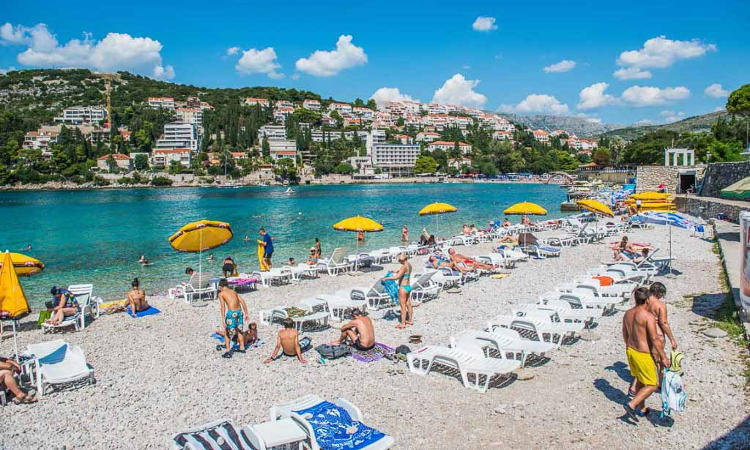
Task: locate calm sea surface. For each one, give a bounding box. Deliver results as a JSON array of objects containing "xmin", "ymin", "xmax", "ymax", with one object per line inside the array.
[{"xmin": 0, "ymin": 183, "xmax": 570, "ymax": 306}]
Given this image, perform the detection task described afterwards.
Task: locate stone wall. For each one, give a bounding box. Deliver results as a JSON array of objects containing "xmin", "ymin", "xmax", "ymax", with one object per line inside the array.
[
  {"xmin": 698, "ymin": 161, "xmax": 750, "ymax": 198},
  {"xmin": 636, "ymin": 165, "xmax": 706, "ymax": 193},
  {"xmin": 675, "ymin": 195, "xmax": 750, "ymax": 223}
]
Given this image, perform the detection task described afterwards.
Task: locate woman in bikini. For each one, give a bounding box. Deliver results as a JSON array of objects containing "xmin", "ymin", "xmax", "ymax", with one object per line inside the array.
[
  {"xmin": 127, "ymin": 278, "xmax": 149, "ymax": 317},
  {"xmin": 381, "ymin": 253, "xmax": 412, "ymax": 329}
]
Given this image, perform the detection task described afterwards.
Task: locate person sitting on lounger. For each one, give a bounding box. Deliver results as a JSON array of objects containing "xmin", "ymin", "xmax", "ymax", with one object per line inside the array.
[
  {"xmin": 502, "ymin": 218, "xmax": 511, "ymax": 228},
  {"xmin": 334, "ymin": 308, "xmax": 375, "ymax": 351},
  {"xmin": 46, "ymin": 286, "xmax": 80, "ymax": 325},
  {"xmin": 218, "ymin": 279, "xmax": 249, "ymax": 358},
  {"xmin": 307, "ymin": 248, "xmax": 319, "ymax": 265},
  {"xmin": 498, "ymin": 235, "xmax": 518, "ymax": 245},
  {"xmin": 521, "ymin": 215, "xmax": 531, "ymax": 226},
  {"xmin": 127, "ymin": 278, "xmax": 149, "ymax": 317},
  {"xmin": 0, "ymin": 357, "xmax": 36, "ymax": 404},
  {"xmin": 264, "ymin": 318, "xmax": 308, "ymax": 364},
  {"xmin": 448, "ymin": 248, "xmax": 494, "ymax": 271},
  {"xmin": 184, "ymin": 267, "xmax": 210, "ymax": 289}
]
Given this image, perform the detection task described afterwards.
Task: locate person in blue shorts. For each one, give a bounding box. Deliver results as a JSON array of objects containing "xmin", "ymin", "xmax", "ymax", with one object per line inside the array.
[
  {"xmin": 259, "ymin": 228, "xmax": 274, "ymax": 269},
  {"xmin": 218, "ymin": 279, "xmax": 249, "ymax": 358}
]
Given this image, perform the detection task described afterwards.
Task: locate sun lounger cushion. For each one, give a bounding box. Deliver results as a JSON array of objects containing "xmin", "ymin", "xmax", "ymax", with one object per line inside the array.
[
  {"xmin": 37, "ymin": 343, "xmax": 68, "ymax": 365},
  {"xmin": 294, "ymin": 400, "xmax": 386, "ymax": 450}
]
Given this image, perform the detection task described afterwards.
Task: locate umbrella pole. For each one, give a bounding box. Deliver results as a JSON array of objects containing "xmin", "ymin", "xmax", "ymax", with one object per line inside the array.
[{"xmin": 12, "ymin": 319, "xmax": 18, "ymax": 361}]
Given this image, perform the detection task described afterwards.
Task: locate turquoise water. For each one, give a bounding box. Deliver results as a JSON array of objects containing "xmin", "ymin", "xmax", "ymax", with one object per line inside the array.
[{"xmin": 0, "ymin": 183, "xmax": 569, "ymax": 306}]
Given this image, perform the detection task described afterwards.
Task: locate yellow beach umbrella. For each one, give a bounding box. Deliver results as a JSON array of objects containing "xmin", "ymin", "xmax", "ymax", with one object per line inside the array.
[
  {"xmin": 0, "ymin": 252, "xmax": 45, "ymax": 277},
  {"xmin": 418, "ymin": 202, "xmax": 458, "ymax": 216},
  {"xmin": 333, "ymin": 216, "xmax": 384, "ymax": 232},
  {"xmin": 503, "ymin": 201, "xmax": 548, "ymax": 215},
  {"xmin": 576, "ymin": 199, "xmax": 614, "ymax": 217},
  {"xmin": 0, "ymin": 250, "xmax": 32, "ymax": 359},
  {"xmin": 168, "ymin": 220, "xmax": 233, "ymax": 283}
]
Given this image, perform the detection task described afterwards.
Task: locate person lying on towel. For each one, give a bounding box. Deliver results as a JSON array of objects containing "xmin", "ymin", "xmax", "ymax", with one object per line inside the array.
[
  {"xmin": 333, "ymin": 308, "xmax": 375, "ymax": 351},
  {"xmin": 264, "ymin": 318, "xmax": 308, "ymax": 364},
  {"xmin": 448, "ymin": 248, "xmax": 494, "ymax": 271}
]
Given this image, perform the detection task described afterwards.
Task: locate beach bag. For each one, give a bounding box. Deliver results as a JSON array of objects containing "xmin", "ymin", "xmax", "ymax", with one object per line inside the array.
[
  {"xmin": 36, "ymin": 310, "xmax": 52, "ymax": 329},
  {"xmin": 660, "ymin": 369, "xmax": 687, "ymax": 419},
  {"xmin": 315, "ymin": 344, "xmax": 350, "ymax": 360}
]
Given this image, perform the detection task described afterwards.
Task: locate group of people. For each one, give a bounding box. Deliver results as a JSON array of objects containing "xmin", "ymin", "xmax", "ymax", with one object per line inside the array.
[
  {"xmin": 622, "ymin": 281, "xmax": 678, "ymax": 422},
  {"xmin": 611, "ymin": 236, "xmax": 654, "ymax": 263}
]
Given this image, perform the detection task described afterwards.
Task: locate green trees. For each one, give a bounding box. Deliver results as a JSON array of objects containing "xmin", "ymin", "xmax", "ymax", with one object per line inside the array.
[
  {"xmin": 332, "ymin": 162, "xmax": 354, "ymax": 174},
  {"xmin": 726, "ymin": 84, "xmax": 750, "ymax": 116},
  {"xmin": 133, "ymin": 153, "xmax": 149, "ymax": 171},
  {"xmin": 168, "ymin": 160, "xmax": 183, "ymax": 174},
  {"xmin": 414, "ymin": 155, "xmax": 438, "ymax": 174},
  {"xmin": 592, "ymin": 147, "xmax": 612, "ymax": 166}
]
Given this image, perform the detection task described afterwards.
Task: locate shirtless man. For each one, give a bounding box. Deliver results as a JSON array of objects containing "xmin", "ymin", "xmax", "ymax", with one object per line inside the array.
[
  {"xmin": 218, "ymin": 279, "xmax": 249, "ymax": 358},
  {"xmin": 0, "ymin": 357, "xmax": 36, "ymax": 404},
  {"xmin": 335, "ymin": 309, "xmax": 375, "ymax": 351},
  {"xmin": 622, "ymin": 287, "xmax": 670, "ymax": 421},
  {"xmin": 628, "ymin": 282, "xmax": 677, "ymax": 396},
  {"xmin": 448, "ymin": 248, "xmax": 494, "ymax": 271},
  {"xmin": 264, "ymin": 318, "xmax": 308, "ymax": 363}
]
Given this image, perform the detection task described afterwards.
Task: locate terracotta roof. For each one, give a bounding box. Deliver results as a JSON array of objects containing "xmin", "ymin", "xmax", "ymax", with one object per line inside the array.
[
  {"xmin": 97, "ymin": 153, "xmax": 131, "ymax": 160},
  {"xmin": 430, "ymin": 141, "xmax": 470, "ymax": 146},
  {"xmin": 154, "ymin": 148, "xmax": 191, "ymax": 154}
]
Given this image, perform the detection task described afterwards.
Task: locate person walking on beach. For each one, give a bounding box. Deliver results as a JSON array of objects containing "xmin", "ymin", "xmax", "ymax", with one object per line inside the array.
[
  {"xmin": 401, "ymin": 225, "xmax": 409, "ymax": 243},
  {"xmin": 381, "ymin": 253, "xmax": 412, "ymax": 329},
  {"xmin": 314, "ymin": 237, "xmax": 322, "ymax": 259},
  {"xmin": 259, "ymin": 228, "xmax": 274, "ymax": 269},
  {"xmin": 218, "ymin": 279, "xmax": 249, "ymax": 358},
  {"xmin": 628, "ymin": 282, "xmax": 678, "ymax": 397},
  {"xmin": 127, "ymin": 278, "xmax": 149, "ymax": 317},
  {"xmin": 264, "ymin": 318, "xmax": 309, "ymax": 364},
  {"xmin": 622, "ymin": 287, "xmax": 669, "ymax": 421}
]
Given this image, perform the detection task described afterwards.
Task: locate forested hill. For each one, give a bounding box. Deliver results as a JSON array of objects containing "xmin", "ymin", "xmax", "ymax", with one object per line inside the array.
[
  {"xmin": 0, "ymin": 68, "xmax": 325, "ymax": 121},
  {"xmin": 599, "ymin": 110, "xmax": 729, "ymax": 142}
]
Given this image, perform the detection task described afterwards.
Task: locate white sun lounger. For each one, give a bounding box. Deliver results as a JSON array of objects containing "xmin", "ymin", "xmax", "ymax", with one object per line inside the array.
[
  {"xmin": 269, "ymin": 394, "xmax": 395, "ymax": 450},
  {"xmin": 42, "ymin": 284, "xmax": 100, "ymax": 332},
  {"xmin": 452, "ymin": 329, "xmax": 554, "ymax": 367},
  {"xmin": 25, "ymin": 340, "xmax": 94, "ymax": 396},
  {"xmin": 540, "ymin": 289, "xmax": 619, "ymax": 313},
  {"xmin": 407, "ymin": 343, "xmax": 520, "ymax": 392},
  {"xmin": 316, "ymin": 291, "xmax": 368, "ymax": 321},
  {"xmin": 317, "ymin": 247, "xmax": 353, "ymax": 276},
  {"xmin": 512, "ymin": 302, "xmax": 598, "ymax": 326},
  {"xmin": 488, "ymin": 315, "xmax": 569, "ymax": 348}
]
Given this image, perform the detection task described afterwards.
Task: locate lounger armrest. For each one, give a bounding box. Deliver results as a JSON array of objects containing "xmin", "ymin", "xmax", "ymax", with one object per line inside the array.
[
  {"xmin": 288, "ymin": 412, "xmax": 317, "ymax": 446},
  {"xmin": 334, "ymin": 397, "xmax": 363, "ymax": 422},
  {"xmin": 241, "ymin": 425, "xmax": 267, "ymax": 450}
]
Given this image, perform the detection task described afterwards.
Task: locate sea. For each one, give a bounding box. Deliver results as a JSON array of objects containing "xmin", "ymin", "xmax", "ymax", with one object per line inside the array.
[{"xmin": 0, "ymin": 183, "xmax": 570, "ymax": 306}]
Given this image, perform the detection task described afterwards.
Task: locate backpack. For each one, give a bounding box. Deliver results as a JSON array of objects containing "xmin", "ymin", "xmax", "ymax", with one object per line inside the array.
[
  {"xmin": 660, "ymin": 370, "xmax": 687, "ymax": 418},
  {"xmin": 315, "ymin": 344, "xmax": 350, "ymax": 360}
]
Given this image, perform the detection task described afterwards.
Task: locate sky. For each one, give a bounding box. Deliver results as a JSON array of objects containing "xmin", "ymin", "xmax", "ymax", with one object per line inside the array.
[{"xmin": 1, "ymin": 0, "xmax": 747, "ymax": 126}]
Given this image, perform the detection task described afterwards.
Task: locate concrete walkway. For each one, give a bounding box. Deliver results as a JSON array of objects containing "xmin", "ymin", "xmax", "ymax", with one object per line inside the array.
[{"xmin": 714, "ymin": 219, "xmax": 749, "ymax": 336}]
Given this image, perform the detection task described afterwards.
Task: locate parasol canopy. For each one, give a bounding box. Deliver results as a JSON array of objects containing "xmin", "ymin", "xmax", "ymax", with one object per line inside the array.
[
  {"xmin": 503, "ymin": 202, "xmax": 547, "ymax": 215},
  {"xmin": 0, "ymin": 252, "xmax": 44, "ymax": 276},
  {"xmin": 720, "ymin": 177, "xmax": 750, "ymax": 200},
  {"xmin": 333, "ymin": 216, "xmax": 383, "ymax": 232},
  {"xmin": 0, "ymin": 251, "xmax": 31, "ymax": 318},
  {"xmin": 169, "ymin": 220, "xmax": 233, "ymax": 252},
  {"xmin": 576, "ymin": 199, "xmax": 614, "ymax": 217},
  {"xmin": 418, "ymin": 202, "xmax": 458, "ymax": 216}
]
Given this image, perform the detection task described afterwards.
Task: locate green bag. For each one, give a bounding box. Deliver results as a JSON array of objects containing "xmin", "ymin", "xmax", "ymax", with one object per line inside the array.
[{"xmin": 36, "ymin": 310, "xmax": 52, "ymax": 329}]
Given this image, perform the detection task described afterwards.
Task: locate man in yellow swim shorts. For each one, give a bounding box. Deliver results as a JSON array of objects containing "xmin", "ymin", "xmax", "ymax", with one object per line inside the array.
[{"xmin": 621, "ymin": 287, "xmax": 670, "ymax": 422}]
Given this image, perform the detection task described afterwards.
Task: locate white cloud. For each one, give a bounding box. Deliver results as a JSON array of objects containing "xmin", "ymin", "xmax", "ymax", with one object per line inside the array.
[
  {"xmin": 613, "ymin": 67, "xmax": 652, "ymax": 80},
  {"xmin": 500, "ymin": 94, "xmax": 569, "ymax": 115},
  {"xmin": 0, "ymin": 66, "xmax": 16, "ymax": 75},
  {"xmin": 472, "ymin": 16, "xmax": 498, "ymax": 32},
  {"xmin": 543, "ymin": 60, "xmax": 576, "ymax": 73},
  {"xmin": 370, "ymin": 87, "xmax": 415, "ymax": 106},
  {"xmin": 617, "ymin": 36, "xmax": 716, "ymax": 69},
  {"xmin": 295, "ymin": 35, "xmax": 367, "ymax": 77},
  {"xmin": 621, "ymin": 85, "xmax": 690, "ymax": 106},
  {"xmin": 235, "ymin": 47, "xmax": 283, "ymax": 79},
  {"xmin": 432, "ymin": 73, "xmax": 487, "ymax": 108},
  {"xmin": 577, "ymin": 82, "xmax": 617, "ymax": 110},
  {"xmin": 633, "ymin": 119, "xmax": 654, "ymax": 126},
  {"xmin": 704, "ymin": 83, "xmax": 729, "ymax": 98},
  {"xmin": 226, "ymin": 46, "xmax": 240, "ymax": 56},
  {"xmin": 1, "ymin": 23, "xmax": 175, "ymax": 79},
  {"xmin": 659, "ymin": 110, "xmax": 686, "ymax": 124}
]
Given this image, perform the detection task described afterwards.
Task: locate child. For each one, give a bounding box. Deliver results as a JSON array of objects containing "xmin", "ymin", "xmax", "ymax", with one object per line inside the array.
[{"xmin": 217, "ymin": 279, "xmax": 249, "ymax": 358}]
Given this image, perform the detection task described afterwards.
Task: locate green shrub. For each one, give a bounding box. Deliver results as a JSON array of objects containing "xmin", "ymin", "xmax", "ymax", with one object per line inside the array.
[{"xmin": 150, "ymin": 176, "xmax": 173, "ymax": 186}]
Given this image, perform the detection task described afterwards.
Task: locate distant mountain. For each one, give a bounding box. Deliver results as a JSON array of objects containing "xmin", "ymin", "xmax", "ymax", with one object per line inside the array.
[
  {"xmin": 498, "ymin": 113, "xmax": 623, "ymax": 137},
  {"xmin": 599, "ymin": 110, "xmax": 728, "ymax": 141}
]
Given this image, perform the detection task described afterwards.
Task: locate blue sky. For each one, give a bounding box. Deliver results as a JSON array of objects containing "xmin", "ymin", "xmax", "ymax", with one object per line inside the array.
[{"xmin": 1, "ymin": 0, "xmax": 747, "ymax": 125}]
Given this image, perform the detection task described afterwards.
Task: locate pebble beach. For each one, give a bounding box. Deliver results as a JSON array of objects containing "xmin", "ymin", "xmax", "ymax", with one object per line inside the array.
[{"xmin": 1, "ymin": 222, "xmax": 748, "ymax": 449}]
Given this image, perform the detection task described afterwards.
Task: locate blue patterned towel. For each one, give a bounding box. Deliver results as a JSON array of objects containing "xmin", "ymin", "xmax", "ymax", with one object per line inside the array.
[
  {"xmin": 294, "ymin": 401, "xmax": 386, "ymax": 449},
  {"xmin": 381, "ymin": 271, "xmax": 399, "ymax": 303}
]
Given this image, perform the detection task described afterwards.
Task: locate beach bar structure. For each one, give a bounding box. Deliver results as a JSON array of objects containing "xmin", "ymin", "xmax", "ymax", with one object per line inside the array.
[{"xmin": 665, "ymin": 147, "xmax": 695, "ymax": 167}]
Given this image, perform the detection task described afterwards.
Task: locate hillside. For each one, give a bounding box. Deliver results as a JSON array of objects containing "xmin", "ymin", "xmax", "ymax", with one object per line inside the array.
[
  {"xmin": 600, "ymin": 110, "xmax": 728, "ymax": 141},
  {"xmin": 498, "ymin": 113, "xmax": 622, "ymax": 137}
]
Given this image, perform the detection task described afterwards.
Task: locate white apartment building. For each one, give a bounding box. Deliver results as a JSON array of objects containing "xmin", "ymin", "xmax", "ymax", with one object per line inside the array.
[
  {"xmin": 427, "ymin": 140, "xmax": 473, "ymax": 154},
  {"xmin": 151, "ymin": 148, "xmax": 192, "ymax": 168},
  {"xmin": 155, "ymin": 122, "xmax": 199, "ymax": 151},
  {"xmin": 352, "ymin": 107, "xmax": 374, "ymax": 119},
  {"xmin": 244, "ymin": 97, "xmax": 270, "ymax": 107},
  {"xmin": 371, "ymin": 143, "xmax": 420, "ymax": 177},
  {"xmin": 416, "ymin": 131, "xmax": 441, "ymax": 143},
  {"xmin": 328, "ymin": 102, "xmax": 352, "ymax": 114},
  {"xmin": 148, "ymin": 97, "xmax": 176, "ymax": 109},
  {"xmin": 302, "ymin": 99, "xmax": 321, "ymax": 110},
  {"xmin": 532, "ymin": 129, "xmax": 550, "ymax": 144},
  {"xmin": 268, "ymin": 140, "xmax": 297, "ymax": 162},
  {"xmin": 259, "ymin": 125, "xmax": 287, "ymax": 140},
  {"xmin": 273, "ymin": 106, "xmax": 295, "ymax": 123},
  {"xmin": 23, "ymin": 128, "xmax": 59, "ymax": 153},
  {"xmin": 492, "ymin": 130, "xmax": 512, "ymax": 140},
  {"xmin": 54, "ymin": 106, "xmax": 107, "ymax": 124},
  {"xmin": 176, "ymin": 107, "xmax": 203, "ymax": 134},
  {"xmin": 348, "ymin": 156, "xmax": 375, "ymax": 177},
  {"xmin": 366, "ymin": 129, "xmax": 386, "ymax": 155},
  {"xmin": 274, "ymin": 100, "xmax": 294, "ymax": 109}
]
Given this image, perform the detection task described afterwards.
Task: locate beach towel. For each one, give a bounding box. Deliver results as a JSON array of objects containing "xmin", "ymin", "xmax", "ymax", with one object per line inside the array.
[
  {"xmin": 381, "ymin": 271, "xmax": 399, "ymax": 303},
  {"xmin": 210, "ymin": 332, "xmax": 265, "ymax": 350},
  {"xmin": 126, "ymin": 306, "xmax": 161, "ymax": 317},
  {"xmin": 351, "ymin": 343, "xmax": 394, "ymax": 363},
  {"xmin": 593, "ymin": 276, "xmax": 614, "ymax": 287},
  {"xmin": 293, "ymin": 400, "xmax": 386, "ymax": 450},
  {"xmin": 660, "ymin": 369, "xmax": 687, "ymax": 419}
]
